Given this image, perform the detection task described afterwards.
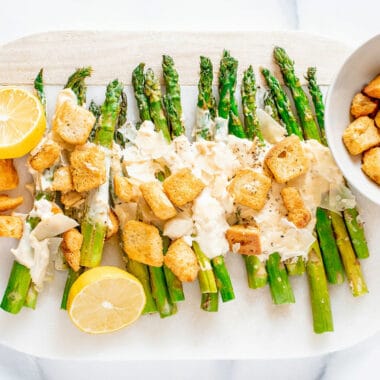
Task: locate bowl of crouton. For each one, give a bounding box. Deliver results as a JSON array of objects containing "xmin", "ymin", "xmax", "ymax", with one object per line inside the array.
[{"xmin": 325, "ymin": 34, "xmax": 380, "ymax": 205}]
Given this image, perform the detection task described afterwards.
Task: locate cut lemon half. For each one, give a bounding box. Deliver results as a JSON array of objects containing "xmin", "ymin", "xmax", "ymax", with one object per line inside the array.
[
  {"xmin": 0, "ymin": 87, "xmax": 46, "ymax": 159},
  {"xmin": 67, "ymin": 266, "xmax": 146, "ymax": 334}
]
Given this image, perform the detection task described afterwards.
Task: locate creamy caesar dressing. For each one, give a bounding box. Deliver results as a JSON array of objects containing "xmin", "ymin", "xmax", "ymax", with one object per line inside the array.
[
  {"xmin": 114, "ymin": 111, "xmax": 355, "ymax": 261},
  {"xmin": 192, "ymin": 188, "xmax": 230, "ymax": 259}
]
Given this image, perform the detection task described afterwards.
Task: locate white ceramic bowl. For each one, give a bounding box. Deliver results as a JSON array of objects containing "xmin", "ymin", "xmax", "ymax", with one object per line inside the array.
[{"xmin": 325, "ymin": 34, "xmax": 380, "ymax": 205}]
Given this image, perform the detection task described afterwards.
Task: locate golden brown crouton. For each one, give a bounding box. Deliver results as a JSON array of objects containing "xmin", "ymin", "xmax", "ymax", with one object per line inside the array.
[
  {"xmin": 375, "ymin": 111, "xmax": 380, "ymax": 128},
  {"xmin": 60, "ymin": 191, "xmax": 85, "ymax": 208},
  {"xmin": 281, "ymin": 187, "xmax": 311, "ymax": 228},
  {"xmin": 29, "ymin": 141, "xmax": 61, "ymax": 172},
  {"xmin": 0, "ymin": 195, "xmax": 23, "ymax": 212},
  {"xmin": 0, "ymin": 159, "xmax": 18, "ymax": 191},
  {"xmin": 122, "ymin": 220, "xmax": 163, "ymax": 267},
  {"xmin": 52, "ymin": 166, "xmax": 73, "ymax": 193},
  {"xmin": 225, "ymin": 225, "xmax": 262, "ymax": 255},
  {"xmin": 164, "ymin": 238, "xmax": 199, "ymax": 282},
  {"xmin": 0, "ymin": 216, "xmax": 23, "ymax": 238},
  {"xmin": 61, "ymin": 228, "xmax": 83, "ymax": 272},
  {"xmin": 228, "ymin": 169, "xmax": 271, "ymax": 211},
  {"xmin": 70, "ymin": 144, "xmax": 106, "ymax": 192},
  {"xmin": 265, "ymin": 135, "xmax": 309, "ymax": 183},
  {"xmin": 106, "ymin": 210, "xmax": 119, "ymax": 240},
  {"xmin": 140, "ymin": 182, "xmax": 177, "ymax": 220},
  {"xmin": 364, "ymin": 75, "xmax": 380, "ymax": 99},
  {"xmin": 362, "ymin": 147, "xmax": 380, "ymax": 185},
  {"xmin": 53, "ymin": 100, "xmax": 96, "ymax": 145},
  {"xmin": 342, "ymin": 116, "xmax": 380, "ymax": 155},
  {"xmin": 351, "ymin": 93, "xmax": 378, "ymax": 118},
  {"xmin": 114, "ymin": 176, "xmax": 134, "ymax": 202},
  {"xmin": 163, "ymin": 168, "xmax": 205, "ymax": 207},
  {"xmin": 51, "ymin": 202, "xmax": 64, "ymax": 214}
]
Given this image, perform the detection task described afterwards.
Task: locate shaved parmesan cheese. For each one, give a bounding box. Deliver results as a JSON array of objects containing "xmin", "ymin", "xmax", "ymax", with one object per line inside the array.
[
  {"xmin": 256, "ymin": 109, "xmax": 286, "ymax": 144},
  {"xmin": 33, "ymin": 214, "xmax": 78, "ymax": 240}
]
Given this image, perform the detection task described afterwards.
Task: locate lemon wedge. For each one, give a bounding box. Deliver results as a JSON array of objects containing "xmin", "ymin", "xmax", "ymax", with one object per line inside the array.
[
  {"xmin": 0, "ymin": 87, "xmax": 46, "ymax": 159},
  {"xmin": 67, "ymin": 266, "xmax": 146, "ymax": 334}
]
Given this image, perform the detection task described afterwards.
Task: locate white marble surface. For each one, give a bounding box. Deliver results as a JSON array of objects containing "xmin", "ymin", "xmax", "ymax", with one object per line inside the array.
[{"xmin": 1, "ymin": 0, "xmax": 380, "ymax": 378}]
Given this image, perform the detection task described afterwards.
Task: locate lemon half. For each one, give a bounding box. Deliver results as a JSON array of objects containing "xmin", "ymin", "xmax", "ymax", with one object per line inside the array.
[
  {"xmin": 0, "ymin": 87, "xmax": 46, "ymax": 159},
  {"xmin": 67, "ymin": 266, "xmax": 146, "ymax": 334}
]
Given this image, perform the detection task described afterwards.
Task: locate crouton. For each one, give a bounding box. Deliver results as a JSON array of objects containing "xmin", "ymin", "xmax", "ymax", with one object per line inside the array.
[
  {"xmin": 29, "ymin": 141, "xmax": 61, "ymax": 172},
  {"xmin": 343, "ymin": 116, "xmax": 380, "ymax": 155},
  {"xmin": 70, "ymin": 144, "xmax": 106, "ymax": 192},
  {"xmin": 122, "ymin": 220, "xmax": 163, "ymax": 267},
  {"xmin": 106, "ymin": 210, "xmax": 119, "ymax": 239},
  {"xmin": 164, "ymin": 238, "xmax": 199, "ymax": 282},
  {"xmin": 265, "ymin": 135, "xmax": 309, "ymax": 183},
  {"xmin": 225, "ymin": 225, "xmax": 261, "ymax": 255},
  {"xmin": 363, "ymin": 75, "xmax": 380, "ymax": 99},
  {"xmin": 114, "ymin": 176, "xmax": 134, "ymax": 202},
  {"xmin": 375, "ymin": 111, "xmax": 380, "ymax": 128},
  {"xmin": 0, "ymin": 159, "xmax": 18, "ymax": 191},
  {"xmin": 52, "ymin": 166, "xmax": 73, "ymax": 193},
  {"xmin": 228, "ymin": 169, "xmax": 271, "ymax": 211},
  {"xmin": 351, "ymin": 93, "xmax": 378, "ymax": 118},
  {"xmin": 61, "ymin": 228, "xmax": 83, "ymax": 272},
  {"xmin": 51, "ymin": 202, "xmax": 63, "ymax": 214},
  {"xmin": 362, "ymin": 147, "xmax": 380, "ymax": 185},
  {"xmin": 0, "ymin": 195, "xmax": 23, "ymax": 212},
  {"xmin": 281, "ymin": 187, "xmax": 311, "ymax": 228},
  {"xmin": 53, "ymin": 100, "xmax": 96, "ymax": 145},
  {"xmin": 163, "ymin": 168, "xmax": 205, "ymax": 207},
  {"xmin": 140, "ymin": 182, "xmax": 177, "ymax": 220},
  {"xmin": 0, "ymin": 216, "xmax": 23, "ymax": 238},
  {"xmin": 61, "ymin": 191, "xmax": 85, "ymax": 208}
]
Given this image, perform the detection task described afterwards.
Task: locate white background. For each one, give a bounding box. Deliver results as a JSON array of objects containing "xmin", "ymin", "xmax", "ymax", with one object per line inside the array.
[{"xmin": 1, "ymin": 0, "xmax": 380, "ymax": 379}]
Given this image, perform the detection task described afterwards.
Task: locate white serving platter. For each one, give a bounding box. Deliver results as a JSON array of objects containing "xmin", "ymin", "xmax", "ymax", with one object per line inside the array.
[{"xmin": 0, "ymin": 31, "xmax": 379, "ymax": 360}]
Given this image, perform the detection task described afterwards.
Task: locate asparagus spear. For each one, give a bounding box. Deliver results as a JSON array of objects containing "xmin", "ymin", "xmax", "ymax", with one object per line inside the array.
[
  {"xmin": 211, "ymin": 255, "xmax": 234, "ymax": 302},
  {"xmin": 201, "ymin": 292, "xmax": 219, "ymax": 312},
  {"xmin": 237, "ymin": 66, "xmax": 269, "ymax": 289},
  {"xmin": 1, "ymin": 261, "xmax": 32, "ymax": 314},
  {"xmin": 261, "ymin": 68, "xmax": 303, "ymax": 138},
  {"xmin": 343, "ymin": 208, "xmax": 369, "ymax": 259},
  {"xmin": 223, "ymin": 51, "xmax": 246, "ymax": 138},
  {"xmin": 198, "ymin": 56, "xmax": 217, "ymax": 118},
  {"xmin": 34, "ymin": 68, "xmax": 46, "ymax": 110},
  {"xmin": 315, "ymin": 208, "xmax": 345, "ymax": 284},
  {"xmin": 243, "ymin": 256, "xmax": 268, "ymax": 289},
  {"xmin": 149, "ymin": 266, "xmax": 177, "ymax": 318},
  {"xmin": 305, "ymin": 67, "xmax": 369, "ymax": 260},
  {"xmin": 195, "ymin": 56, "xmax": 216, "ymax": 141},
  {"xmin": 192, "ymin": 242, "xmax": 218, "ymax": 294},
  {"xmin": 144, "ymin": 68, "xmax": 171, "ymax": 142},
  {"xmin": 329, "ymin": 211, "xmax": 368, "ymax": 296},
  {"xmin": 306, "ymin": 241, "xmax": 334, "ymax": 333},
  {"xmin": 162, "ymin": 55, "xmax": 185, "ymax": 137},
  {"xmin": 80, "ymin": 79, "xmax": 123, "ymax": 268},
  {"xmin": 285, "ymin": 257, "xmax": 306, "ymax": 276},
  {"xmin": 266, "ymin": 252, "xmax": 295, "ymax": 304},
  {"xmin": 273, "ymin": 47, "xmax": 321, "ymax": 141},
  {"xmin": 147, "ymin": 60, "xmax": 187, "ymax": 306},
  {"xmin": 64, "ymin": 67, "xmax": 92, "ymax": 106},
  {"xmin": 241, "ymin": 66, "xmax": 263, "ymax": 141},
  {"xmin": 305, "ymin": 67, "xmax": 327, "ymax": 145},
  {"xmin": 132, "ymin": 63, "xmax": 151, "ymax": 122}
]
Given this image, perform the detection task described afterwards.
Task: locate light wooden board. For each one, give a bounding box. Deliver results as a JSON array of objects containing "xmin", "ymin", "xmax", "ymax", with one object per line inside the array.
[
  {"xmin": 0, "ymin": 31, "xmax": 350, "ymax": 86},
  {"xmin": 3, "ymin": 32, "xmax": 380, "ymax": 361}
]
